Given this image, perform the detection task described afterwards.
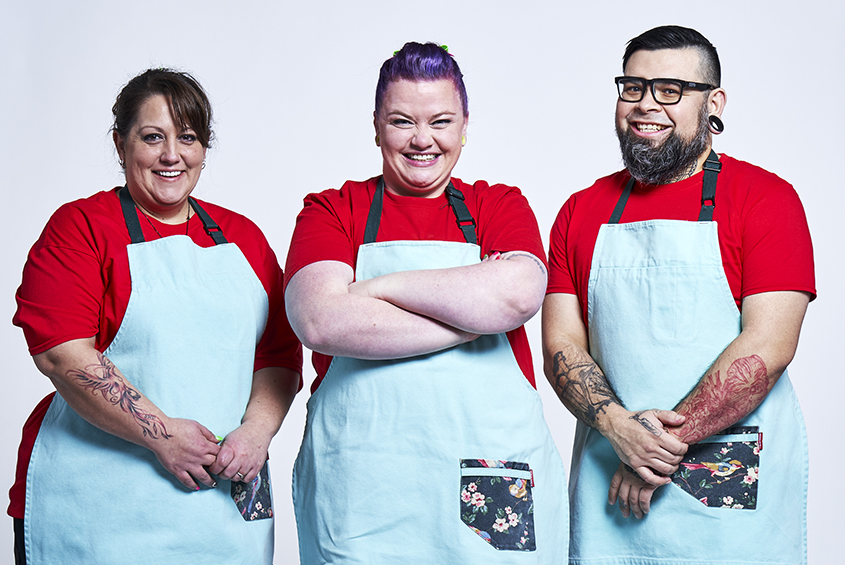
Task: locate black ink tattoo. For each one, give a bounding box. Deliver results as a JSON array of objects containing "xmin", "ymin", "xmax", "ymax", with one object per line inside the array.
[
  {"xmin": 551, "ymin": 351, "xmax": 621, "ymax": 427},
  {"xmin": 629, "ymin": 410, "xmax": 662, "ymax": 437},
  {"xmin": 504, "ymin": 252, "xmax": 547, "ymax": 276},
  {"xmin": 68, "ymin": 352, "xmax": 172, "ymax": 440}
]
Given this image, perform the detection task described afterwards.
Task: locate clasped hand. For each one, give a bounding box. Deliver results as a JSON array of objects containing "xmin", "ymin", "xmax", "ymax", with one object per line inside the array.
[
  {"xmin": 605, "ymin": 408, "xmax": 688, "ymax": 518},
  {"xmin": 152, "ymin": 418, "xmax": 268, "ymax": 490}
]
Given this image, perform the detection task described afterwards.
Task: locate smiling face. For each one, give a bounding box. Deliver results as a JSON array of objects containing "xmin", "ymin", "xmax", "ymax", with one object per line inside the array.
[
  {"xmin": 374, "ymin": 79, "xmax": 468, "ymax": 198},
  {"xmin": 615, "ymin": 48, "xmax": 725, "ymax": 183},
  {"xmin": 114, "ymin": 94, "xmax": 206, "ymax": 222}
]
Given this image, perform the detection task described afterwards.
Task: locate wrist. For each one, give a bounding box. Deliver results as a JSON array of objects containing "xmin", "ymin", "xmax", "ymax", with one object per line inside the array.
[{"xmin": 595, "ymin": 403, "xmax": 629, "ymax": 437}]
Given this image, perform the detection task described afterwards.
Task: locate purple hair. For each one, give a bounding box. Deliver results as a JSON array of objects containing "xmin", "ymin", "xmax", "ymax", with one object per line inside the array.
[{"xmin": 375, "ymin": 42, "xmax": 468, "ymax": 117}]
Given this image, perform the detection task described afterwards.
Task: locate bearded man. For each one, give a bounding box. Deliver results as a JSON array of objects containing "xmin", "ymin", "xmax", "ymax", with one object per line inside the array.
[{"xmin": 542, "ymin": 25, "xmax": 815, "ymax": 564}]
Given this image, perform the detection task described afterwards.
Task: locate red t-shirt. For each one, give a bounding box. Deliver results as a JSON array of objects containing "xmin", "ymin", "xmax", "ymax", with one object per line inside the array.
[
  {"xmin": 284, "ymin": 176, "xmax": 547, "ymax": 394},
  {"xmin": 9, "ymin": 188, "xmax": 303, "ymax": 518},
  {"xmin": 547, "ymin": 154, "xmax": 816, "ymax": 326}
]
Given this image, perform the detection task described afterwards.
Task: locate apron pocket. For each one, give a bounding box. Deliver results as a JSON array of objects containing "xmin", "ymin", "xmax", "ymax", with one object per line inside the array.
[
  {"xmin": 459, "ymin": 459, "xmax": 535, "ymax": 551},
  {"xmin": 671, "ymin": 426, "xmax": 760, "ymax": 509},
  {"xmin": 231, "ymin": 462, "xmax": 273, "ymax": 521}
]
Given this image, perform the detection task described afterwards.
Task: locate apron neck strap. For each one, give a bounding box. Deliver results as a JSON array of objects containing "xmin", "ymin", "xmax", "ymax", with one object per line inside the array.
[
  {"xmin": 118, "ymin": 185, "xmax": 228, "ymax": 245},
  {"xmin": 697, "ymin": 149, "xmax": 722, "ymax": 222},
  {"xmin": 608, "ymin": 150, "xmax": 723, "ymax": 225},
  {"xmin": 189, "ymin": 197, "xmax": 229, "ymax": 244},
  {"xmin": 119, "ymin": 185, "xmax": 146, "ymax": 243},
  {"xmin": 607, "ymin": 178, "xmax": 635, "ymax": 225},
  {"xmin": 363, "ymin": 178, "xmax": 477, "ymax": 245}
]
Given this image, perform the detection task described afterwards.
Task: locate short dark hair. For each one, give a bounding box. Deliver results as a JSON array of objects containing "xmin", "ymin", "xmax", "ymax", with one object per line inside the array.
[
  {"xmin": 375, "ymin": 42, "xmax": 468, "ymax": 117},
  {"xmin": 623, "ymin": 25, "xmax": 721, "ymax": 87},
  {"xmin": 112, "ymin": 68, "xmax": 214, "ymax": 147}
]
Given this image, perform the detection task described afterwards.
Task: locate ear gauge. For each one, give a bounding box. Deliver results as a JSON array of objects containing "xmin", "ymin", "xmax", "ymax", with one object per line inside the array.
[{"xmin": 708, "ymin": 115, "xmax": 725, "ymax": 134}]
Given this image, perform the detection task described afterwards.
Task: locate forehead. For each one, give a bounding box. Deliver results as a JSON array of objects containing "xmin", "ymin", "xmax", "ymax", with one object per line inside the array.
[
  {"xmin": 134, "ymin": 94, "xmax": 176, "ymax": 125},
  {"xmin": 381, "ymin": 79, "xmax": 461, "ymax": 114},
  {"xmin": 624, "ymin": 48, "xmax": 704, "ymax": 82}
]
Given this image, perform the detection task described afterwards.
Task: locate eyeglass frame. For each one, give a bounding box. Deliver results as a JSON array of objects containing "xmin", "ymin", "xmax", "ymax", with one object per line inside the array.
[{"xmin": 614, "ymin": 76, "xmax": 716, "ymax": 106}]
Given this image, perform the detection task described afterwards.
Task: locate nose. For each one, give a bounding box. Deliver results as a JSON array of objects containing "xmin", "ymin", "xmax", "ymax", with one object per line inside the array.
[
  {"xmin": 159, "ymin": 138, "xmax": 179, "ymax": 164},
  {"xmin": 635, "ymin": 87, "xmax": 662, "ymax": 113},
  {"xmin": 410, "ymin": 127, "xmax": 433, "ymax": 149}
]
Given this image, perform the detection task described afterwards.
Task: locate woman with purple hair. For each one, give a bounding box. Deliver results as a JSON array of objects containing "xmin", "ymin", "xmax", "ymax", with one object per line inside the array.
[{"xmin": 284, "ymin": 42, "xmax": 568, "ymax": 562}]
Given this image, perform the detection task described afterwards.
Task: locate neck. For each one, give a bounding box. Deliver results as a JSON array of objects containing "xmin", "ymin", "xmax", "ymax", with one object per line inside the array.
[{"xmin": 134, "ymin": 199, "xmax": 192, "ymax": 225}]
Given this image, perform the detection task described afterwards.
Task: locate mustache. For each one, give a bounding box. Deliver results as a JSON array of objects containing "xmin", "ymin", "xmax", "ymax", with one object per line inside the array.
[{"xmin": 617, "ymin": 105, "xmax": 711, "ymax": 185}]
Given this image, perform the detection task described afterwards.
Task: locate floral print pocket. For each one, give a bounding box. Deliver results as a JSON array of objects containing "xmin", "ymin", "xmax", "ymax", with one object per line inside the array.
[
  {"xmin": 460, "ymin": 459, "xmax": 535, "ymax": 551},
  {"xmin": 671, "ymin": 426, "xmax": 760, "ymax": 510},
  {"xmin": 231, "ymin": 462, "xmax": 273, "ymax": 521}
]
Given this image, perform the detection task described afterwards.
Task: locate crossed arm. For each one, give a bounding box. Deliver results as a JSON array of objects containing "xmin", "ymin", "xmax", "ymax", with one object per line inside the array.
[
  {"xmin": 34, "ymin": 337, "xmax": 299, "ymax": 489},
  {"xmin": 285, "ymin": 251, "xmax": 547, "ymax": 360}
]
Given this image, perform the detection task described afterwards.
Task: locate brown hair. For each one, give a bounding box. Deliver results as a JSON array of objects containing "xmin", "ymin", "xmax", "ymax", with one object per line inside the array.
[{"xmin": 112, "ymin": 68, "xmax": 214, "ymax": 147}]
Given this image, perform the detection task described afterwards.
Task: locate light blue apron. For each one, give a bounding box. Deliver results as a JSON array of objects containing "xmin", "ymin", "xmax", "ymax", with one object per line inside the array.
[
  {"xmin": 293, "ymin": 180, "xmax": 569, "ymax": 563},
  {"xmin": 569, "ymin": 153, "xmax": 807, "ymax": 564},
  {"xmin": 24, "ymin": 187, "xmax": 274, "ymax": 564}
]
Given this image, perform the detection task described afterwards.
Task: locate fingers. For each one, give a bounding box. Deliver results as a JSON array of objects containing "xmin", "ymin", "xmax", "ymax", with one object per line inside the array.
[
  {"xmin": 635, "ymin": 465, "xmax": 672, "ymax": 487},
  {"xmin": 608, "ymin": 469, "xmax": 624, "ymax": 506},
  {"xmin": 207, "ymin": 443, "xmax": 235, "ymax": 476},
  {"xmin": 652, "ymin": 409, "xmax": 686, "ymax": 427},
  {"xmin": 617, "ymin": 482, "xmax": 632, "ymax": 518},
  {"xmin": 637, "ymin": 486, "xmax": 655, "ymax": 517}
]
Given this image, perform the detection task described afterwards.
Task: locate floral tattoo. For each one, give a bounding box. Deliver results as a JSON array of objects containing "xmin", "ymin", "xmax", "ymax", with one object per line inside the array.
[
  {"xmin": 675, "ymin": 354, "xmax": 768, "ymax": 444},
  {"xmin": 551, "ymin": 351, "xmax": 621, "ymax": 427},
  {"xmin": 68, "ymin": 352, "xmax": 172, "ymax": 439}
]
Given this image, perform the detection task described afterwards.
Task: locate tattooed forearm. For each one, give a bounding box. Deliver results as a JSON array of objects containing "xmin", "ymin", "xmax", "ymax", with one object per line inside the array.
[
  {"xmin": 551, "ymin": 351, "xmax": 622, "ymax": 427},
  {"xmin": 674, "ymin": 354, "xmax": 769, "ymax": 444},
  {"xmin": 629, "ymin": 410, "xmax": 662, "ymax": 437},
  {"xmin": 504, "ymin": 252, "xmax": 547, "ymax": 276},
  {"xmin": 67, "ymin": 352, "xmax": 172, "ymax": 440}
]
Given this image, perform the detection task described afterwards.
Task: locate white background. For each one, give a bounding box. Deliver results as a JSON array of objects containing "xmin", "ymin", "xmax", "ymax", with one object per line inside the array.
[{"xmin": 1, "ymin": 1, "xmax": 843, "ymax": 563}]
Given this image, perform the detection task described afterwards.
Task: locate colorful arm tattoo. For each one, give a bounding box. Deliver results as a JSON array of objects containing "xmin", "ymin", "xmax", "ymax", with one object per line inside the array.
[
  {"xmin": 67, "ymin": 352, "xmax": 172, "ymax": 440},
  {"xmin": 674, "ymin": 354, "xmax": 769, "ymax": 444},
  {"xmin": 551, "ymin": 351, "xmax": 621, "ymax": 427}
]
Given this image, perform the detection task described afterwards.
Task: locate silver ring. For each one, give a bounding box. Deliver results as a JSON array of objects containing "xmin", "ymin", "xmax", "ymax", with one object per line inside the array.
[{"xmin": 236, "ymin": 472, "xmax": 245, "ymax": 480}]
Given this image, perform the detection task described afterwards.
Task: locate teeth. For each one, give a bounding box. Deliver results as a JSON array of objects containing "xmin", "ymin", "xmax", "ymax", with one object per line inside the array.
[
  {"xmin": 157, "ymin": 171, "xmax": 181, "ymax": 177},
  {"xmin": 636, "ymin": 124, "xmax": 667, "ymax": 132},
  {"xmin": 408, "ymin": 154, "xmax": 436, "ymax": 161}
]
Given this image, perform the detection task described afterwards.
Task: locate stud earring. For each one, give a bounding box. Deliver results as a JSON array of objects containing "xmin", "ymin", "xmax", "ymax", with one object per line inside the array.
[
  {"xmin": 461, "ymin": 135, "xmax": 466, "ymax": 146},
  {"xmin": 375, "ymin": 135, "xmax": 381, "ymax": 147},
  {"xmin": 708, "ymin": 115, "xmax": 725, "ymax": 134}
]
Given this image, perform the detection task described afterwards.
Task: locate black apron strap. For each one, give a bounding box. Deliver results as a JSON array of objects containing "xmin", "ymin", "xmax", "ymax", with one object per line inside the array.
[
  {"xmin": 445, "ymin": 181, "xmax": 477, "ymax": 245},
  {"xmin": 189, "ymin": 197, "xmax": 228, "ymax": 245},
  {"xmin": 363, "ymin": 178, "xmax": 385, "ymax": 244},
  {"xmin": 608, "ymin": 151, "xmax": 723, "ymax": 224},
  {"xmin": 698, "ymin": 150, "xmax": 722, "ymax": 222},
  {"xmin": 362, "ymin": 178, "xmax": 478, "ymax": 245},
  {"xmin": 608, "ymin": 178, "xmax": 635, "ymax": 225},
  {"xmin": 119, "ymin": 185, "xmax": 227, "ymax": 245},
  {"xmin": 119, "ymin": 185, "xmax": 146, "ymax": 243}
]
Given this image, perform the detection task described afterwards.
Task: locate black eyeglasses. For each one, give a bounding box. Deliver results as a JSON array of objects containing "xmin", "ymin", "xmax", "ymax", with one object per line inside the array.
[{"xmin": 615, "ymin": 76, "xmax": 715, "ymax": 105}]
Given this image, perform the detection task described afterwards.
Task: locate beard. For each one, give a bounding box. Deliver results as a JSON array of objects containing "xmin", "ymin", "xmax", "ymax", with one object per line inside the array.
[{"xmin": 617, "ymin": 102, "xmax": 710, "ymax": 185}]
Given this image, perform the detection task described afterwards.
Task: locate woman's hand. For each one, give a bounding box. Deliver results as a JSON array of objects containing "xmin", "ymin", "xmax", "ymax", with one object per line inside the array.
[
  {"xmin": 208, "ymin": 422, "xmax": 271, "ymax": 484},
  {"xmin": 149, "ymin": 417, "xmax": 221, "ymax": 490},
  {"xmin": 608, "ymin": 462, "xmax": 660, "ymax": 519}
]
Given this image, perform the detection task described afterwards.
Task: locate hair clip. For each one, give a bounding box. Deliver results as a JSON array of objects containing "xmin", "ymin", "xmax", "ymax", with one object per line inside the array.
[{"xmin": 392, "ymin": 44, "xmax": 451, "ymax": 57}]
